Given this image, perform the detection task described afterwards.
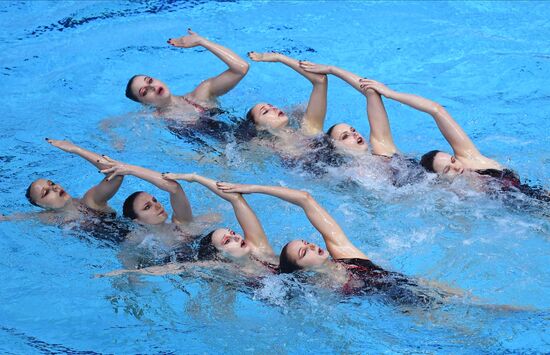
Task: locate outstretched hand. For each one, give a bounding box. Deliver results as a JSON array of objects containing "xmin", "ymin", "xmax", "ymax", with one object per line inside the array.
[
  {"xmin": 247, "ymin": 51, "xmax": 280, "ymax": 62},
  {"xmin": 299, "ymin": 61, "xmax": 332, "ymax": 74},
  {"xmin": 359, "ymin": 78, "xmax": 392, "ymax": 97},
  {"xmin": 167, "ymin": 28, "xmax": 204, "ymax": 48},
  {"xmin": 98, "ymin": 155, "xmax": 131, "ymax": 181},
  {"xmin": 46, "ymin": 138, "xmax": 77, "ymax": 153},
  {"xmin": 216, "ymin": 182, "xmax": 255, "ymax": 194},
  {"xmin": 162, "ymin": 172, "xmax": 196, "ymax": 182}
]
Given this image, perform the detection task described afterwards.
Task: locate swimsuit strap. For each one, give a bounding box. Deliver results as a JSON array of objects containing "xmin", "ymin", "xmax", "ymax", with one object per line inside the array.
[
  {"xmin": 251, "ymin": 255, "xmax": 279, "ymax": 273},
  {"xmin": 182, "ymin": 96, "xmax": 208, "ymax": 114}
]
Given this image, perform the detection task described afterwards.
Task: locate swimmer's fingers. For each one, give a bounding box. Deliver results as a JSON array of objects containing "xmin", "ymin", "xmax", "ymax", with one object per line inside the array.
[
  {"xmin": 161, "ymin": 172, "xmax": 178, "ymax": 181},
  {"xmin": 216, "ymin": 182, "xmax": 249, "ymax": 193},
  {"xmin": 215, "ymin": 181, "xmax": 235, "ymax": 191},
  {"xmin": 167, "ymin": 28, "xmax": 202, "ymax": 48},
  {"xmin": 299, "ymin": 61, "xmax": 330, "ymax": 74},
  {"xmin": 100, "ymin": 155, "xmax": 116, "ymax": 163},
  {"xmin": 162, "ymin": 173, "xmax": 195, "ymax": 182},
  {"xmin": 247, "ymin": 51, "xmax": 279, "ymax": 62},
  {"xmin": 45, "ymin": 138, "xmax": 76, "ymax": 152}
]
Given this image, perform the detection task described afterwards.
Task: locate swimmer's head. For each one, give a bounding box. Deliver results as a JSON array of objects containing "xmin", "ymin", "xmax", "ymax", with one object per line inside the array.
[
  {"xmin": 198, "ymin": 228, "xmax": 251, "ymax": 260},
  {"xmin": 420, "ymin": 150, "xmax": 464, "ymax": 178},
  {"xmin": 26, "ymin": 179, "xmax": 71, "ymax": 209},
  {"xmin": 327, "ymin": 123, "xmax": 368, "ymax": 153},
  {"xmin": 123, "ymin": 191, "xmax": 168, "ymax": 225},
  {"xmin": 247, "ymin": 102, "xmax": 289, "ymax": 130},
  {"xmin": 279, "ymin": 239, "xmax": 329, "ymax": 273},
  {"xmin": 126, "ymin": 75, "xmax": 172, "ymax": 107}
]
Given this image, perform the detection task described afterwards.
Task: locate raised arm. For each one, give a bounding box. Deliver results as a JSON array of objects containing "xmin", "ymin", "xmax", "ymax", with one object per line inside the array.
[
  {"xmin": 249, "ymin": 52, "xmax": 327, "ymax": 135},
  {"xmin": 300, "ymin": 63, "xmax": 397, "ymax": 156},
  {"xmin": 162, "ymin": 173, "xmax": 273, "ymax": 255},
  {"xmin": 45, "ymin": 139, "xmax": 125, "ymax": 211},
  {"xmin": 168, "ymin": 29, "xmax": 249, "ymax": 102},
  {"xmin": 217, "ymin": 183, "xmax": 368, "ymax": 260},
  {"xmin": 99, "ymin": 158, "xmax": 192, "ymax": 224},
  {"xmin": 81, "ymin": 174, "xmax": 123, "ymax": 212},
  {"xmin": 46, "ymin": 138, "xmax": 110, "ymax": 170},
  {"xmin": 360, "ymin": 79, "xmax": 481, "ymax": 159}
]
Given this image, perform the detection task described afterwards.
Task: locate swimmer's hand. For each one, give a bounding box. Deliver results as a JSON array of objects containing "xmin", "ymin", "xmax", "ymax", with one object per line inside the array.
[
  {"xmin": 167, "ymin": 28, "xmax": 204, "ymax": 48},
  {"xmin": 98, "ymin": 156, "xmax": 132, "ymax": 181},
  {"xmin": 162, "ymin": 172, "xmax": 196, "ymax": 182},
  {"xmin": 359, "ymin": 78, "xmax": 393, "ymax": 97},
  {"xmin": 216, "ymin": 182, "xmax": 255, "ymax": 194},
  {"xmin": 247, "ymin": 51, "xmax": 281, "ymax": 62},
  {"xmin": 46, "ymin": 138, "xmax": 78, "ymax": 153},
  {"xmin": 299, "ymin": 61, "xmax": 332, "ymax": 75}
]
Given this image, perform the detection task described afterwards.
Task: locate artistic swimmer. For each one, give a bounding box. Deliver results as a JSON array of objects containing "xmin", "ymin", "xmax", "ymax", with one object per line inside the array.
[
  {"xmin": 1, "ymin": 139, "xmax": 124, "ymax": 223},
  {"xmin": 357, "ymin": 79, "xmax": 550, "ymax": 200},
  {"xmin": 125, "ymin": 28, "xmax": 249, "ymax": 119},
  {"xmin": 215, "ymin": 182, "xmax": 440, "ymax": 305},
  {"xmin": 239, "ymin": 52, "xmax": 328, "ymax": 144},
  {"xmin": 300, "ymin": 62, "xmax": 548, "ymax": 198},
  {"xmin": 98, "ymin": 157, "xmax": 208, "ymax": 267},
  {"xmin": 162, "ymin": 173, "xmax": 279, "ymax": 273}
]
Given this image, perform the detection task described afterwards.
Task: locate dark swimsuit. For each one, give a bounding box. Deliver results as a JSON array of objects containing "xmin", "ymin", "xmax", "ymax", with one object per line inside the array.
[
  {"xmin": 386, "ymin": 154, "xmax": 427, "ymax": 187},
  {"xmin": 62, "ymin": 204, "xmax": 129, "ymax": 246},
  {"xmin": 335, "ymin": 258, "xmax": 436, "ymax": 306},
  {"xmin": 166, "ymin": 97, "xmax": 234, "ymax": 146},
  {"xmin": 475, "ymin": 169, "xmax": 550, "ymax": 202},
  {"xmin": 281, "ymin": 135, "xmax": 349, "ymax": 177}
]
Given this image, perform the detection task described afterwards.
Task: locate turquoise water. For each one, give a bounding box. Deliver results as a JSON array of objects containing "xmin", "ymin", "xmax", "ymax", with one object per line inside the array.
[{"xmin": 1, "ymin": 1, "xmax": 549, "ymax": 353}]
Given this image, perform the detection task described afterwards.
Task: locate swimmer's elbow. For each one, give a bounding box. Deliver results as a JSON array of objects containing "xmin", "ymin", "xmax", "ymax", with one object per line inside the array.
[
  {"xmin": 235, "ymin": 61, "xmax": 249, "ymax": 76},
  {"xmin": 164, "ymin": 180, "xmax": 182, "ymax": 194},
  {"xmin": 430, "ymin": 102, "xmax": 447, "ymax": 117},
  {"xmin": 299, "ymin": 190, "xmax": 314, "ymax": 206},
  {"xmin": 312, "ymin": 74, "xmax": 327, "ymax": 85}
]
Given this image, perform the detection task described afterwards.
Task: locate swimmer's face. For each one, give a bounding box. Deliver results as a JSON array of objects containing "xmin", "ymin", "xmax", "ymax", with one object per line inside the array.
[
  {"xmin": 329, "ymin": 123, "xmax": 368, "ymax": 153},
  {"xmin": 129, "ymin": 75, "xmax": 172, "ymax": 107},
  {"xmin": 28, "ymin": 179, "xmax": 71, "ymax": 209},
  {"xmin": 285, "ymin": 239, "xmax": 329, "ymax": 269},
  {"xmin": 132, "ymin": 192, "xmax": 168, "ymax": 225},
  {"xmin": 432, "ymin": 152, "xmax": 464, "ymax": 178},
  {"xmin": 249, "ymin": 103, "xmax": 289, "ymax": 130},
  {"xmin": 211, "ymin": 228, "xmax": 251, "ymax": 259}
]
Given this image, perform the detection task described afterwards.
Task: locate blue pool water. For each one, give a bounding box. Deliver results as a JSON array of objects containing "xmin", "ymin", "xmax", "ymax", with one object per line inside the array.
[{"xmin": 1, "ymin": 1, "xmax": 550, "ymax": 353}]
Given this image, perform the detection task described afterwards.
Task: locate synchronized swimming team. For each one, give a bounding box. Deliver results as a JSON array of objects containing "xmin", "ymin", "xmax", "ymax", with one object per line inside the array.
[{"xmin": 5, "ymin": 28, "xmax": 549, "ymax": 307}]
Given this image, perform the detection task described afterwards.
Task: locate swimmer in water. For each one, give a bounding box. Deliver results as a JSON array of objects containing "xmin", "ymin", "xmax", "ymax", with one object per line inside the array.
[
  {"xmin": 298, "ymin": 62, "xmax": 398, "ymax": 158},
  {"xmin": 356, "ymin": 79, "xmax": 550, "ymax": 201},
  {"xmin": 300, "ymin": 63, "xmax": 548, "ymax": 197},
  {"xmin": 125, "ymin": 28, "xmax": 249, "ymax": 119},
  {"xmin": 98, "ymin": 157, "xmax": 205, "ymax": 267},
  {"xmin": 213, "ymin": 181, "xmax": 446, "ymax": 305},
  {"xmin": 1, "ymin": 139, "xmax": 124, "ymax": 223},
  {"xmin": 239, "ymin": 52, "xmax": 328, "ymax": 146},
  {"xmin": 162, "ymin": 173, "xmax": 279, "ymax": 274}
]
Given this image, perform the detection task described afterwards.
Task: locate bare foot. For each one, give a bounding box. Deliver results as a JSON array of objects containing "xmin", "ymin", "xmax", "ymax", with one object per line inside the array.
[{"xmin": 247, "ymin": 51, "xmax": 280, "ymax": 62}]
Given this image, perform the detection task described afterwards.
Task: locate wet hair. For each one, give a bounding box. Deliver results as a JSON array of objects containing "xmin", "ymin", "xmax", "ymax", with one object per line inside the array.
[
  {"xmin": 125, "ymin": 74, "xmax": 144, "ymax": 103},
  {"xmin": 282, "ymin": 134, "xmax": 347, "ymax": 177},
  {"xmin": 197, "ymin": 230, "xmax": 220, "ymax": 261},
  {"xmin": 25, "ymin": 182, "xmax": 39, "ymax": 207},
  {"xmin": 278, "ymin": 242, "xmax": 303, "ymax": 274},
  {"xmin": 246, "ymin": 106, "xmax": 255, "ymax": 123},
  {"xmin": 326, "ymin": 123, "xmax": 339, "ymax": 139},
  {"xmin": 419, "ymin": 150, "xmax": 441, "ymax": 173},
  {"xmin": 122, "ymin": 191, "xmax": 144, "ymax": 220},
  {"xmin": 233, "ymin": 108, "xmax": 260, "ymax": 142}
]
